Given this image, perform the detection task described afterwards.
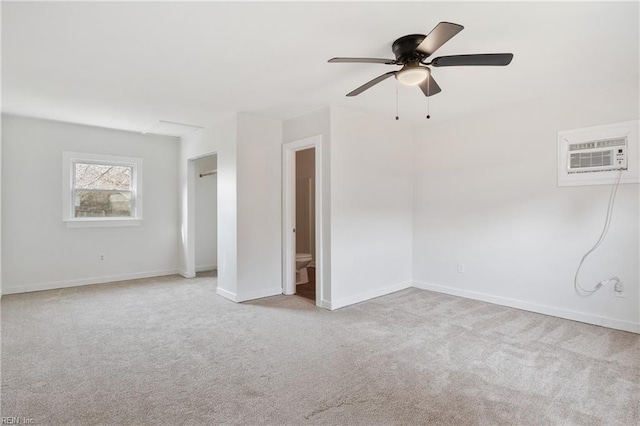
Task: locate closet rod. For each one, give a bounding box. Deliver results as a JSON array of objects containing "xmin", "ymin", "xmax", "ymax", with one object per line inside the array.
[{"xmin": 199, "ymin": 170, "xmax": 217, "ymax": 178}]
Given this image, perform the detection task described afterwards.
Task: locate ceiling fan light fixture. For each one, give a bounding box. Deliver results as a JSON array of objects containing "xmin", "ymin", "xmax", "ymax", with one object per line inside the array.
[{"xmin": 396, "ymin": 66, "xmax": 429, "ymax": 86}]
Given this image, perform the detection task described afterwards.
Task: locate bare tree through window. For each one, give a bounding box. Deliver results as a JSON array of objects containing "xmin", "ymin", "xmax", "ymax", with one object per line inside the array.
[{"xmin": 74, "ymin": 163, "xmax": 133, "ymax": 217}]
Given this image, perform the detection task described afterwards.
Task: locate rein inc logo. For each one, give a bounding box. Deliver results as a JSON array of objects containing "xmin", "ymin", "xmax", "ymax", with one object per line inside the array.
[{"xmin": 1, "ymin": 417, "xmax": 34, "ymax": 425}]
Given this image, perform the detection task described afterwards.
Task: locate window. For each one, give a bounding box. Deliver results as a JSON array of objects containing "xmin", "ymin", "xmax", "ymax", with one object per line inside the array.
[{"xmin": 63, "ymin": 152, "xmax": 143, "ymax": 227}]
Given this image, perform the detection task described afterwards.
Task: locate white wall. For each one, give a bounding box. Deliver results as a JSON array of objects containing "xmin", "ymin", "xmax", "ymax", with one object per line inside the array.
[
  {"xmin": 329, "ymin": 106, "xmax": 414, "ymax": 308},
  {"xmin": 235, "ymin": 113, "xmax": 283, "ymax": 301},
  {"xmin": 0, "ymin": 109, "xmax": 2, "ymax": 298},
  {"xmin": 194, "ymin": 155, "xmax": 217, "ymax": 272},
  {"xmin": 179, "ymin": 115, "xmax": 235, "ymax": 298},
  {"xmin": 179, "ymin": 113, "xmax": 282, "ymax": 302},
  {"xmin": 0, "ymin": 6, "xmax": 2, "ymax": 297},
  {"xmin": 412, "ymin": 80, "xmax": 640, "ymax": 333},
  {"xmin": 1, "ymin": 115, "xmax": 180, "ymax": 294},
  {"xmin": 284, "ymin": 107, "xmax": 415, "ymax": 309}
]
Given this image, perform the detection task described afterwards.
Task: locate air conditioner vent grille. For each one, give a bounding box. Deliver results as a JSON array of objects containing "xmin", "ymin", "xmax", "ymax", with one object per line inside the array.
[{"xmin": 570, "ymin": 151, "xmax": 613, "ymax": 169}]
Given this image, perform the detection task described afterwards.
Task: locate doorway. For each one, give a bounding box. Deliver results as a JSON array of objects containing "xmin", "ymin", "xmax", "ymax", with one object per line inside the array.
[
  {"xmin": 282, "ymin": 135, "xmax": 325, "ymax": 308},
  {"xmin": 294, "ymin": 148, "xmax": 315, "ymax": 302},
  {"xmin": 194, "ymin": 154, "xmax": 217, "ymax": 276}
]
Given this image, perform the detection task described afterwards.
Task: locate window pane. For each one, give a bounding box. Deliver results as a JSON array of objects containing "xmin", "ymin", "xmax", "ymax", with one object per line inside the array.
[
  {"xmin": 75, "ymin": 163, "xmax": 131, "ymax": 190},
  {"xmin": 74, "ymin": 190, "xmax": 132, "ymax": 217}
]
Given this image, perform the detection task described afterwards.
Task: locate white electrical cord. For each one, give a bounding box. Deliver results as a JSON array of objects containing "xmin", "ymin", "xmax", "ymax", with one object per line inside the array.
[{"xmin": 574, "ymin": 169, "xmax": 624, "ymax": 296}]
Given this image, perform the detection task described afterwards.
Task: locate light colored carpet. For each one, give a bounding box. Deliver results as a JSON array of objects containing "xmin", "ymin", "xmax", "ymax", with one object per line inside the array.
[{"xmin": 1, "ymin": 272, "xmax": 638, "ymax": 425}]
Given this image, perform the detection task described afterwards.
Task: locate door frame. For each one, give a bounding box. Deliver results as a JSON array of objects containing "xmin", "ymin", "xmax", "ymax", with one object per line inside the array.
[{"xmin": 282, "ymin": 135, "xmax": 324, "ymax": 307}]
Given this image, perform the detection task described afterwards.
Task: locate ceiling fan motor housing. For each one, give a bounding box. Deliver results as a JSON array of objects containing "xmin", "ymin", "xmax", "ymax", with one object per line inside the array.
[{"xmin": 392, "ymin": 34, "xmax": 428, "ymax": 64}]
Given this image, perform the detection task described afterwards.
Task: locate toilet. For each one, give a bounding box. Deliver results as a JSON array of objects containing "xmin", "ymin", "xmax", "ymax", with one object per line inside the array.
[{"xmin": 295, "ymin": 253, "xmax": 313, "ymax": 285}]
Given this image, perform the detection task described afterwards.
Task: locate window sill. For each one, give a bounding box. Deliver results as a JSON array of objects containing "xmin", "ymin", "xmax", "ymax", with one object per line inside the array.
[{"xmin": 64, "ymin": 218, "xmax": 142, "ymax": 228}]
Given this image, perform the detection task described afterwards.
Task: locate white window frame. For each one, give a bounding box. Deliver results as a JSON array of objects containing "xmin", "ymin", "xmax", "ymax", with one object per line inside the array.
[{"xmin": 62, "ymin": 151, "xmax": 143, "ymax": 228}]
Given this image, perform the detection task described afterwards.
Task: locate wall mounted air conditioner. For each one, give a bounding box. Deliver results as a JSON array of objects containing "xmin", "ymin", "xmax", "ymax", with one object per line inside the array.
[
  {"xmin": 558, "ymin": 120, "xmax": 639, "ymax": 187},
  {"xmin": 567, "ymin": 137, "xmax": 627, "ymax": 174}
]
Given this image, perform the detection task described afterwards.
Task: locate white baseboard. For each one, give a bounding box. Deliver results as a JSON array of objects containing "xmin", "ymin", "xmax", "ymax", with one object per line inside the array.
[
  {"xmin": 216, "ymin": 286, "xmax": 291, "ymax": 303},
  {"xmin": 236, "ymin": 286, "xmax": 283, "ymax": 303},
  {"xmin": 196, "ymin": 264, "xmax": 217, "ymax": 272},
  {"xmin": 319, "ymin": 299, "xmax": 331, "ymax": 310},
  {"xmin": 330, "ymin": 281, "xmax": 412, "ymax": 310},
  {"xmin": 216, "ymin": 287, "xmax": 237, "ymax": 302},
  {"xmin": 412, "ymin": 281, "xmax": 640, "ymax": 334},
  {"xmin": 2, "ymin": 269, "xmax": 180, "ymax": 295},
  {"xmin": 178, "ymin": 269, "xmax": 195, "ymax": 279}
]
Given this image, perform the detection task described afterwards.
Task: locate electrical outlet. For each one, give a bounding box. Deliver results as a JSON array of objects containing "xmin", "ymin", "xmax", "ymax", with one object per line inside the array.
[
  {"xmin": 614, "ymin": 281, "xmax": 626, "ymax": 298},
  {"xmin": 457, "ymin": 263, "xmax": 465, "ymax": 274},
  {"xmin": 99, "ymin": 254, "xmax": 105, "ymax": 261}
]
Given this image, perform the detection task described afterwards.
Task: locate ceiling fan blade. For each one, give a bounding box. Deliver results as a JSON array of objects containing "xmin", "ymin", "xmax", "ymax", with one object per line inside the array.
[
  {"xmin": 346, "ymin": 71, "xmax": 396, "ymax": 97},
  {"xmin": 416, "ymin": 22, "xmax": 464, "ymax": 57},
  {"xmin": 419, "ymin": 73, "xmax": 442, "ymax": 97},
  {"xmin": 430, "ymin": 53, "xmax": 514, "ymax": 67},
  {"xmin": 329, "ymin": 57, "xmax": 397, "ymax": 65}
]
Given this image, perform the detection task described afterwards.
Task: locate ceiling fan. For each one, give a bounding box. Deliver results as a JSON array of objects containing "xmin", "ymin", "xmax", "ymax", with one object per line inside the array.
[{"xmin": 328, "ymin": 22, "xmax": 513, "ymax": 97}]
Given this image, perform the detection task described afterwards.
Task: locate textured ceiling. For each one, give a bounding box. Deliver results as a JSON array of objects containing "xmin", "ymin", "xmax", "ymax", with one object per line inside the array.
[{"xmin": 2, "ymin": 1, "xmax": 638, "ymax": 133}]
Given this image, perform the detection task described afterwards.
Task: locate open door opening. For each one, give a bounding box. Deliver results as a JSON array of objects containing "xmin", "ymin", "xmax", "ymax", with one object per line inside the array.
[
  {"xmin": 282, "ymin": 136, "xmax": 325, "ymax": 308},
  {"xmin": 194, "ymin": 154, "xmax": 218, "ymax": 278},
  {"xmin": 294, "ymin": 148, "xmax": 316, "ymax": 302}
]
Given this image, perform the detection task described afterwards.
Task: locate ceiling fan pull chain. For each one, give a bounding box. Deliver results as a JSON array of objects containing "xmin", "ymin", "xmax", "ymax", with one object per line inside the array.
[
  {"xmin": 395, "ymin": 82, "xmax": 399, "ymax": 120},
  {"xmin": 426, "ymin": 77, "xmax": 431, "ymax": 119}
]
